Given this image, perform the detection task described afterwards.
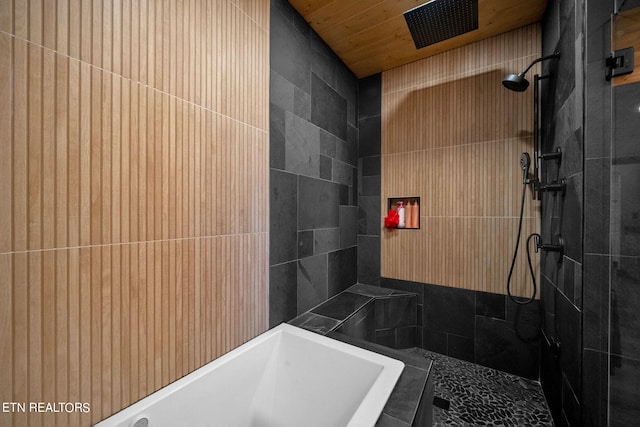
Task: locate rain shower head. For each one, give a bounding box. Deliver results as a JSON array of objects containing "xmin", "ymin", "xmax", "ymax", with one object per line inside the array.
[
  {"xmin": 502, "ymin": 51, "xmax": 560, "ymax": 92},
  {"xmin": 404, "ymin": 0, "xmax": 478, "ymax": 49},
  {"xmin": 502, "ymin": 73, "xmax": 529, "ymax": 92}
]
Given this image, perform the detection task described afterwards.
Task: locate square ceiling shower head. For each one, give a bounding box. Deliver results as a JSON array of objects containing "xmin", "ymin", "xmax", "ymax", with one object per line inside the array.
[{"xmin": 404, "ymin": 0, "xmax": 479, "ymax": 49}]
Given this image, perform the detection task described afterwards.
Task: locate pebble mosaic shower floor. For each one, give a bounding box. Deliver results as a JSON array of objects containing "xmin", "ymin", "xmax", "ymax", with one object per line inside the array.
[{"xmin": 406, "ymin": 348, "xmax": 554, "ymax": 426}]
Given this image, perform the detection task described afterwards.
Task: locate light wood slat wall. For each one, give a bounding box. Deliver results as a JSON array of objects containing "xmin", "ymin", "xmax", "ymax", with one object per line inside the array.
[
  {"xmin": 613, "ymin": 5, "xmax": 640, "ymax": 86},
  {"xmin": 0, "ymin": 1, "xmax": 269, "ymax": 427},
  {"xmin": 381, "ymin": 24, "xmax": 540, "ymax": 298}
]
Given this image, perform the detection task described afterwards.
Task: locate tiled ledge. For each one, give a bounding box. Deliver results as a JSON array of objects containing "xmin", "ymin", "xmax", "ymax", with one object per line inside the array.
[
  {"xmin": 290, "ymin": 284, "xmax": 418, "ymax": 346},
  {"xmin": 288, "ymin": 283, "xmax": 433, "ymax": 427}
]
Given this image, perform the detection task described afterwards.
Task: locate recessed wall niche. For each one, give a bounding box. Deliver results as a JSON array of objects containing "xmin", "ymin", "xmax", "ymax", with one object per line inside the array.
[{"xmin": 387, "ymin": 197, "xmax": 421, "ymax": 229}]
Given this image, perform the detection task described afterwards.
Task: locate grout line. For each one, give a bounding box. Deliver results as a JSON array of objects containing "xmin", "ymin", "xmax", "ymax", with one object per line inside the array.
[
  {"xmin": 0, "ymin": 29, "xmax": 269, "ymax": 135},
  {"xmin": 0, "ymin": 232, "xmax": 268, "ymax": 257},
  {"xmin": 382, "ymin": 136, "xmax": 535, "ymax": 158},
  {"xmin": 383, "ymin": 53, "xmax": 542, "ymax": 95}
]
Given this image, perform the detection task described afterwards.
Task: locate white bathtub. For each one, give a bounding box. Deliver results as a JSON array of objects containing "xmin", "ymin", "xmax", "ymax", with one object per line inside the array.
[{"xmin": 95, "ymin": 323, "xmax": 404, "ymax": 427}]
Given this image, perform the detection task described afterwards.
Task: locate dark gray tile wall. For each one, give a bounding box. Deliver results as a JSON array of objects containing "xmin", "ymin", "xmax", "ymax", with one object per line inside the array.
[
  {"xmin": 358, "ymin": 74, "xmax": 382, "ymax": 287},
  {"xmin": 382, "ymin": 278, "xmax": 541, "ymax": 380},
  {"xmin": 335, "ymin": 301, "xmax": 376, "ymax": 342},
  {"xmin": 269, "ymin": 260, "xmax": 298, "ymax": 324},
  {"xmin": 544, "ymin": 0, "xmax": 640, "ymax": 425},
  {"xmin": 582, "ymin": 0, "xmax": 612, "ymax": 424},
  {"xmin": 540, "ymin": 0, "xmax": 585, "ymax": 424},
  {"xmin": 269, "ymin": 0, "xmax": 359, "ymax": 327},
  {"xmin": 607, "ymin": 81, "xmax": 640, "ymax": 426},
  {"xmin": 375, "ymin": 295, "xmax": 418, "ymax": 349}
]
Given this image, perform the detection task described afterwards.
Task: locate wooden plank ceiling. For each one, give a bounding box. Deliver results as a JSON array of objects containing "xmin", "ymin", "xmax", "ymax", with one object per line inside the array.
[{"xmin": 288, "ymin": 0, "xmax": 548, "ymax": 78}]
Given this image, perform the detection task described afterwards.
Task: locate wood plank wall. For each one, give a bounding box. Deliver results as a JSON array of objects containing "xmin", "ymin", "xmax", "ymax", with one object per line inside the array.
[
  {"xmin": 381, "ymin": 24, "xmax": 540, "ymax": 298},
  {"xmin": 613, "ymin": 5, "xmax": 640, "ymax": 86},
  {"xmin": 0, "ymin": 1, "xmax": 270, "ymax": 426}
]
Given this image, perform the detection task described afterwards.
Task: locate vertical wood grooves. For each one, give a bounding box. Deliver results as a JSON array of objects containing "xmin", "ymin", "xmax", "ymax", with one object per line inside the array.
[
  {"xmin": 613, "ymin": 6, "xmax": 640, "ymax": 86},
  {"xmin": 381, "ymin": 25, "xmax": 541, "ymax": 298},
  {"xmin": 0, "ymin": 1, "xmax": 269, "ymax": 426}
]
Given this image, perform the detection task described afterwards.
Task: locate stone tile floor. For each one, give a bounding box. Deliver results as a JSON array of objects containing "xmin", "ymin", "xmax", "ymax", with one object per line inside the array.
[{"xmin": 406, "ymin": 348, "xmax": 554, "ymax": 426}]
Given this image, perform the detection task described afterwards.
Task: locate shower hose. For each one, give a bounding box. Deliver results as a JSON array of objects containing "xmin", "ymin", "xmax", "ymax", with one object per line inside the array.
[{"xmin": 506, "ymin": 171, "xmax": 540, "ymax": 305}]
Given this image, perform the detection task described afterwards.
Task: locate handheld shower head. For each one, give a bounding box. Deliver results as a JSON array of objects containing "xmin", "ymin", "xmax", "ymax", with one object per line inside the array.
[
  {"xmin": 520, "ymin": 152, "xmax": 531, "ymax": 172},
  {"xmin": 520, "ymin": 152, "xmax": 531, "ymax": 183},
  {"xmin": 502, "ymin": 51, "xmax": 560, "ymax": 92}
]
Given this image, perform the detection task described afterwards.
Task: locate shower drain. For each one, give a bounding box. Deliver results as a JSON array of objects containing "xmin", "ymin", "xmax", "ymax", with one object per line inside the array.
[{"xmin": 433, "ymin": 395, "xmax": 451, "ymax": 410}]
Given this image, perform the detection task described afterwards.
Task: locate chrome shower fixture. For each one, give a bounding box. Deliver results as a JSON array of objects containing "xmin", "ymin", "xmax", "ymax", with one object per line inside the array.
[{"xmin": 502, "ymin": 51, "xmax": 560, "ymax": 92}]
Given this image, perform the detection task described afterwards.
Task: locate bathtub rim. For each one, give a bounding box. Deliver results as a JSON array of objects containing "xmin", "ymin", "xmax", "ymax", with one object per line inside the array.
[{"xmin": 94, "ymin": 322, "xmax": 405, "ymax": 427}]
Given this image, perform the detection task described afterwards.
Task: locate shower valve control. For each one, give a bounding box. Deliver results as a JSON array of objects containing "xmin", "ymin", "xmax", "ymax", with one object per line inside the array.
[
  {"xmin": 535, "ymin": 235, "xmax": 564, "ymax": 257},
  {"xmin": 538, "ymin": 178, "xmax": 566, "ymax": 195},
  {"xmin": 539, "ymin": 148, "xmax": 562, "ymax": 162}
]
